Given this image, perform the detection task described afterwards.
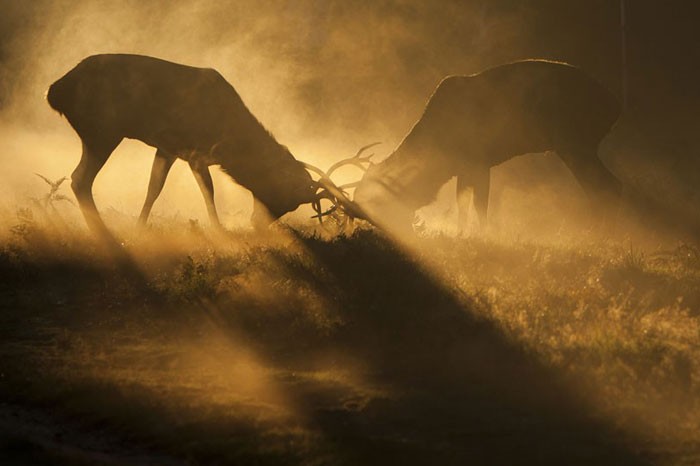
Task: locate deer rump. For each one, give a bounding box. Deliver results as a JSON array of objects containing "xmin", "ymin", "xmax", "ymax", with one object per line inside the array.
[
  {"xmin": 352, "ymin": 59, "xmax": 622, "ymax": 232},
  {"xmin": 47, "ymin": 54, "xmax": 322, "ymax": 234}
]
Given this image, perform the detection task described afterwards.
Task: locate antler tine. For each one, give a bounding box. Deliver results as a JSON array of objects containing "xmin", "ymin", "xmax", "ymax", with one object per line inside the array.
[
  {"xmin": 354, "ymin": 141, "xmax": 382, "ymax": 158},
  {"xmin": 311, "ymin": 189, "xmax": 336, "ymax": 222},
  {"xmin": 326, "ymin": 142, "xmax": 381, "ymax": 178},
  {"xmin": 311, "ymin": 198, "xmax": 324, "ymax": 223},
  {"xmin": 300, "ymin": 162, "xmax": 329, "ymax": 182},
  {"xmin": 311, "ymin": 204, "xmax": 338, "ymax": 219},
  {"xmin": 338, "ymin": 181, "xmax": 360, "ymax": 191},
  {"xmin": 300, "ymin": 143, "xmax": 380, "ymax": 228}
]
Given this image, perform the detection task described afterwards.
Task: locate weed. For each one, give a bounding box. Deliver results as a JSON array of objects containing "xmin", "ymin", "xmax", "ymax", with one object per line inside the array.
[
  {"xmin": 169, "ymin": 255, "xmax": 218, "ymax": 301},
  {"xmin": 9, "ymin": 208, "xmax": 36, "ymax": 241}
]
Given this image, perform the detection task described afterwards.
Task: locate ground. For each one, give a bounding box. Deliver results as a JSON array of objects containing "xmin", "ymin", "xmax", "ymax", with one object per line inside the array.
[{"xmin": 0, "ymin": 210, "xmax": 698, "ymax": 465}]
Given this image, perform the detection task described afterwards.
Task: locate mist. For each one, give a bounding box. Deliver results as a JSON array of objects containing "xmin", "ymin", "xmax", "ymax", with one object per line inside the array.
[
  {"xmin": 0, "ymin": 0, "xmax": 640, "ymax": 233},
  {"xmin": 0, "ymin": 1, "xmax": 695, "ymax": 236}
]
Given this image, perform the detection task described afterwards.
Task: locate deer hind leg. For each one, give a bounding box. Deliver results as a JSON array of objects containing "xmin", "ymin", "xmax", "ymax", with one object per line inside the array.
[
  {"xmin": 456, "ymin": 175, "xmax": 473, "ymax": 232},
  {"xmin": 557, "ymin": 146, "xmax": 622, "ymax": 218},
  {"xmin": 188, "ymin": 161, "xmax": 222, "ymax": 228},
  {"xmin": 138, "ymin": 149, "xmax": 176, "ymax": 226},
  {"xmin": 251, "ymin": 198, "xmax": 274, "ymax": 231},
  {"xmin": 458, "ymin": 166, "xmax": 490, "ymax": 231},
  {"xmin": 71, "ymin": 138, "xmax": 120, "ymax": 235}
]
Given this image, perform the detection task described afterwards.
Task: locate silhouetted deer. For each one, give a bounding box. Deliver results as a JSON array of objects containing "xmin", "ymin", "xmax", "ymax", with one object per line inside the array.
[
  {"xmin": 352, "ymin": 60, "xmax": 622, "ymax": 233},
  {"xmin": 47, "ymin": 54, "xmax": 351, "ymax": 235}
]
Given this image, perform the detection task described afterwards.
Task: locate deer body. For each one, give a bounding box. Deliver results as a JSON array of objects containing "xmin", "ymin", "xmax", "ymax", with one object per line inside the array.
[
  {"xmin": 353, "ymin": 60, "xmax": 622, "ymax": 232},
  {"xmin": 47, "ymin": 54, "xmax": 317, "ymax": 234}
]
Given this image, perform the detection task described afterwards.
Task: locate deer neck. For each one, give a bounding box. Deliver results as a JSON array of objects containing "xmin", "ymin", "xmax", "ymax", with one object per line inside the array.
[
  {"xmin": 382, "ymin": 132, "xmax": 456, "ymax": 210},
  {"xmin": 217, "ymin": 139, "xmax": 312, "ymax": 214}
]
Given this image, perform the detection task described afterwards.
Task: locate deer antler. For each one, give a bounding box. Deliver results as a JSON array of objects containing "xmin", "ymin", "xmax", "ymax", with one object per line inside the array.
[
  {"xmin": 325, "ymin": 142, "xmax": 381, "ymax": 178},
  {"xmin": 310, "ymin": 189, "xmax": 337, "ymax": 223},
  {"xmin": 301, "ymin": 143, "xmax": 381, "ymax": 228},
  {"xmin": 299, "ymin": 162, "xmax": 328, "ymax": 182},
  {"xmin": 299, "ymin": 163, "xmax": 351, "ymax": 222}
]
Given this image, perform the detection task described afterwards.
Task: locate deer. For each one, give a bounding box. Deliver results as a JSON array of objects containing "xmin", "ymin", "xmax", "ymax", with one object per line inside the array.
[
  {"xmin": 347, "ymin": 60, "xmax": 623, "ymax": 234},
  {"xmin": 46, "ymin": 53, "xmax": 358, "ymax": 236}
]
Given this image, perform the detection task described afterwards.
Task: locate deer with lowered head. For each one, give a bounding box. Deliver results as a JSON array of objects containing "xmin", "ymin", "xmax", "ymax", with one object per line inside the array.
[
  {"xmin": 347, "ymin": 60, "xmax": 623, "ymax": 234},
  {"xmin": 47, "ymin": 53, "xmax": 357, "ymax": 236}
]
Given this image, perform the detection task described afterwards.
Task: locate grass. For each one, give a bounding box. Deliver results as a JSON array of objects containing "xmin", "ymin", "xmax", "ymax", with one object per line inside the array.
[{"xmin": 0, "ymin": 208, "xmax": 698, "ymax": 465}]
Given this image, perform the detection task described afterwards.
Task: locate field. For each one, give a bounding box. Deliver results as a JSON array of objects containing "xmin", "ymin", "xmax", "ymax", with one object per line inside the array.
[{"xmin": 0, "ymin": 208, "xmax": 698, "ymax": 465}]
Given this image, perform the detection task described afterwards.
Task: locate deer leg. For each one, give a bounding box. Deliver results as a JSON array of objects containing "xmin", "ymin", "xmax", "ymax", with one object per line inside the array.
[
  {"xmin": 188, "ymin": 161, "xmax": 221, "ymax": 228},
  {"xmin": 557, "ymin": 147, "xmax": 622, "ymax": 215},
  {"xmin": 456, "ymin": 175, "xmax": 473, "ymax": 232},
  {"xmin": 463, "ymin": 167, "xmax": 490, "ymax": 230},
  {"xmin": 71, "ymin": 139, "xmax": 119, "ymax": 235},
  {"xmin": 251, "ymin": 198, "xmax": 275, "ymax": 230},
  {"xmin": 138, "ymin": 149, "xmax": 175, "ymax": 226}
]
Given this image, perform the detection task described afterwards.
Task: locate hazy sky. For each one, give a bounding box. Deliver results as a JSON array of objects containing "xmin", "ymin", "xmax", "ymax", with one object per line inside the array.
[{"xmin": 0, "ymin": 0, "xmax": 624, "ymax": 138}]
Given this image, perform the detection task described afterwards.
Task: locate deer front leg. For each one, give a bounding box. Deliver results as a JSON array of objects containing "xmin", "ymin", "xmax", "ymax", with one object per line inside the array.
[
  {"xmin": 557, "ymin": 147, "xmax": 622, "ymax": 223},
  {"xmin": 251, "ymin": 198, "xmax": 275, "ymax": 230},
  {"xmin": 138, "ymin": 149, "xmax": 175, "ymax": 226},
  {"xmin": 457, "ymin": 166, "xmax": 490, "ymax": 231},
  {"xmin": 189, "ymin": 161, "xmax": 222, "ymax": 228}
]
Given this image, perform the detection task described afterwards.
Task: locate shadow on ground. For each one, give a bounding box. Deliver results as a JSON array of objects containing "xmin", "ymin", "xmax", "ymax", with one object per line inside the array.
[
  {"xmin": 0, "ymin": 230, "xmax": 654, "ymax": 465},
  {"xmin": 211, "ymin": 231, "xmax": 652, "ymax": 465}
]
